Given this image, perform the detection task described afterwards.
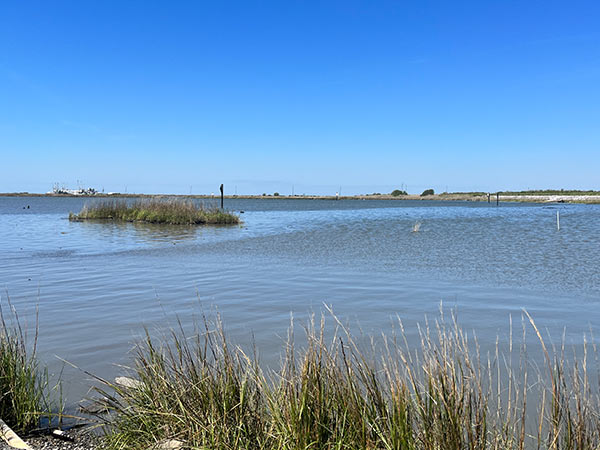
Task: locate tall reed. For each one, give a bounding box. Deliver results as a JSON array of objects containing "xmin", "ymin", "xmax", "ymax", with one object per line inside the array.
[
  {"xmin": 0, "ymin": 300, "xmax": 59, "ymax": 433},
  {"xmin": 95, "ymin": 310, "xmax": 600, "ymax": 449}
]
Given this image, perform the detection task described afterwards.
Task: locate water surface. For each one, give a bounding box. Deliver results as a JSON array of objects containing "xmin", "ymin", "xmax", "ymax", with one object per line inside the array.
[{"xmin": 1, "ymin": 196, "xmax": 599, "ymax": 408}]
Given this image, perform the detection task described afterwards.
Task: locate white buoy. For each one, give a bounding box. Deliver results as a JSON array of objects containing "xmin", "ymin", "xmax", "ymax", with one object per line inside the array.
[{"xmin": 557, "ymin": 211, "xmax": 560, "ymax": 231}]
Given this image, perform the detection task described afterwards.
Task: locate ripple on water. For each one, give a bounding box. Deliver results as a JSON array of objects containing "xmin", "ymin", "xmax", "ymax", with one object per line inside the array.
[{"xmin": 0, "ymin": 197, "xmax": 599, "ymax": 409}]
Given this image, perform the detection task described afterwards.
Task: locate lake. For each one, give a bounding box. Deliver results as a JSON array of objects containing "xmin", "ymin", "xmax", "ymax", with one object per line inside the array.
[{"xmin": 1, "ymin": 196, "xmax": 599, "ymax": 410}]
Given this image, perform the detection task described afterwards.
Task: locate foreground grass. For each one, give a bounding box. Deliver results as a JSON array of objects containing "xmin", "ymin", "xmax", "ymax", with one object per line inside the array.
[
  {"xmin": 0, "ymin": 303, "xmax": 58, "ymax": 433},
  {"xmin": 69, "ymin": 199, "xmax": 240, "ymax": 225},
  {"xmin": 95, "ymin": 311, "xmax": 600, "ymax": 450}
]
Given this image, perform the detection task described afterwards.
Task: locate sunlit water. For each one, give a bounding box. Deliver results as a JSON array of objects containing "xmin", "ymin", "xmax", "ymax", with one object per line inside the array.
[{"xmin": 1, "ymin": 196, "xmax": 599, "ymax": 409}]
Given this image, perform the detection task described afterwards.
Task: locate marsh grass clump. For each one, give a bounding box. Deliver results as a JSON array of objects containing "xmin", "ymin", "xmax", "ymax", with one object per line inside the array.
[
  {"xmin": 0, "ymin": 302, "xmax": 58, "ymax": 433},
  {"xmin": 95, "ymin": 319, "xmax": 266, "ymax": 450},
  {"xmin": 69, "ymin": 199, "xmax": 240, "ymax": 225},
  {"xmin": 96, "ymin": 311, "xmax": 600, "ymax": 450}
]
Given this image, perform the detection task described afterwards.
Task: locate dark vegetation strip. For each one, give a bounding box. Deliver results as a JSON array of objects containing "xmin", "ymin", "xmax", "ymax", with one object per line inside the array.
[{"xmin": 69, "ymin": 199, "xmax": 239, "ymax": 225}]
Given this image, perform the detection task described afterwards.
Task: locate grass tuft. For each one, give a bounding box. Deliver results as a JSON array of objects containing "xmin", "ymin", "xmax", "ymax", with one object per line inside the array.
[
  {"xmin": 69, "ymin": 199, "xmax": 240, "ymax": 225},
  {"xmin": 95, "ymin": 310, "xmax": 600, "ymax": 449},
  {"xmin": 0, "ymin": 300, "xmax": 60, "ymax": 433}
]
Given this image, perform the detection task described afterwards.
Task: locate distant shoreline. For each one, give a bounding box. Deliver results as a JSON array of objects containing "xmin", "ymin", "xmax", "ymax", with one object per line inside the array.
[{"xmin": 2, "ymin": 192, "xmax": 600, "ymax": 204}]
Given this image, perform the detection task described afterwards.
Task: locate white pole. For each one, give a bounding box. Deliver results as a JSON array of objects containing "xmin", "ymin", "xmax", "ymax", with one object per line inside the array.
[{"xmin": 557, "ymin": 211, "xmax": 560, "ymax": 231}]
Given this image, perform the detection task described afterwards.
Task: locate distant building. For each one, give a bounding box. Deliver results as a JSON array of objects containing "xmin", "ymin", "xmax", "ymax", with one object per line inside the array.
[{"xmin": 48, "ymin": 183, "xmax": 99, "ymax": 196}]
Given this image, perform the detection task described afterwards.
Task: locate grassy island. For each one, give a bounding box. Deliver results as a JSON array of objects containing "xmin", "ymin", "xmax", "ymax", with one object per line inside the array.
[{"xmin": 69, "ymin": 199, "xmax": 240, "ymax": 225}]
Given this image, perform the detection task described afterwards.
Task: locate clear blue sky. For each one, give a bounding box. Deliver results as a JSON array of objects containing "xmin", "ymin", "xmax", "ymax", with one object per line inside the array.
[{"xmin": 1, "ymin": 1, "xmax": 599, "ymax": 195}]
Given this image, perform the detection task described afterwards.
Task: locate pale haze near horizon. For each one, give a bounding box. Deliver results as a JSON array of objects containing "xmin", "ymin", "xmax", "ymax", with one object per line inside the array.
[{"xmin": 1, "ymin": 1, "xmax": 599, "ymax": 195}]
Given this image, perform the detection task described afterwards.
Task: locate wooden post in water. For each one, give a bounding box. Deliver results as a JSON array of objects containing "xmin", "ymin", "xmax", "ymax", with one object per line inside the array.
[
  {"xmin": 496, "ymin": 192, "xmax": 499, "ymax": 206},
  {"xmin": 219, "ymin": 184, "xmax": 224, "ymax": 209},
  {"xmin": 487, "ymin": 193, "xmax": 490, "ymax": 203},
  {"xmin": 557, "ymin": 211, "xmax": 560, "ymax": 231}
]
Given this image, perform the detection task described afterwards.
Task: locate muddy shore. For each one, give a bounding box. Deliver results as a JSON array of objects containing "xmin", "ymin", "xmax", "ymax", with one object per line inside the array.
[{"xmin": 0, "ymin": 427, "xmax": 99, "ymax": 450}]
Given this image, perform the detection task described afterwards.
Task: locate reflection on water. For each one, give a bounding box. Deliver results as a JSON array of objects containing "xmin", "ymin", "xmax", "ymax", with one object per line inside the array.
[
  {"xmin": 76, "ymin": 220, "xmax": 201, "ymax": 244},
  {"xmin": 1, "ymin": 196, "xmax": 600, "ymax": 410}
]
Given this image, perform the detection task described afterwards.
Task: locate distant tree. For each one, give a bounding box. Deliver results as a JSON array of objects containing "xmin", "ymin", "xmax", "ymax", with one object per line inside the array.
[
  {"xmin": 273, "ymin": 192, "xmax": 280, "ymax": 196},
  {"xmin": 420, "ymin": 189, "xmax": 435, "ymax": 196},
  {"xmin": 262, "ymin": 193, "xmax": 266, "ymax": 196},
  {"xmin": 391, "ymin": 189, "xmax": 407, "ymax": 197}
]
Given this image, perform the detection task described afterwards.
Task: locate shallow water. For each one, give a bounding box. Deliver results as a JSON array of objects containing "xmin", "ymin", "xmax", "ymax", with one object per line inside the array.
[{"xmin": 1, "ymin": 196, "xmax": 599, "ymax": 408}]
